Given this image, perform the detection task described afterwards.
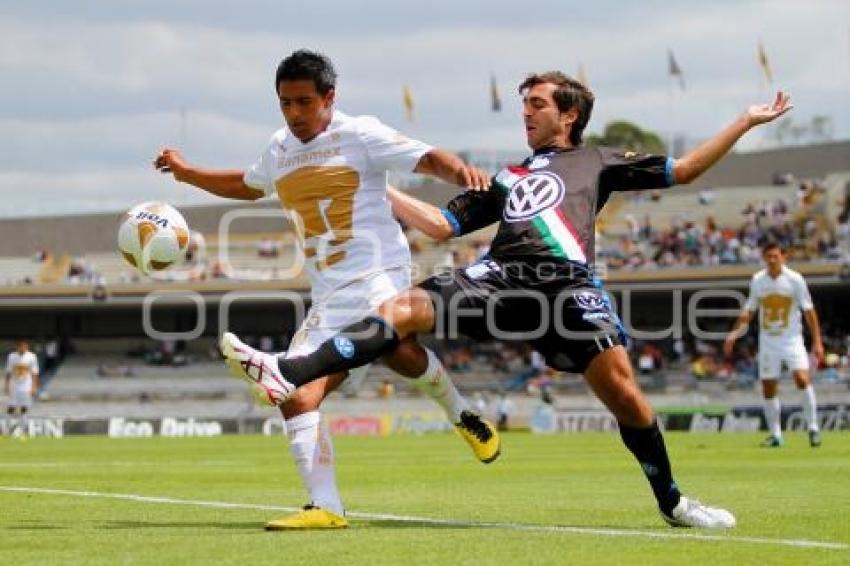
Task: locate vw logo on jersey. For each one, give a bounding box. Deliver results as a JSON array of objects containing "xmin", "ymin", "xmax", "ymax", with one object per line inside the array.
[
  {"xmin": 573, "ymin": 290, "xmax": 605, "ymax": 311},
  {"xmin": 503, "ymin": 172, "xmax": 565, "ymax": 222}
]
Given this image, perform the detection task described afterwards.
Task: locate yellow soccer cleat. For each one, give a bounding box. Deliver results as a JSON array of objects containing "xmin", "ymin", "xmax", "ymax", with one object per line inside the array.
[
  {"xmin": 455, "ymin": 410, "xmax": 501, "ymax": 464},
  {"xmin": 265, "ymin": 505, "xmax": 348, "ymax": 530}
]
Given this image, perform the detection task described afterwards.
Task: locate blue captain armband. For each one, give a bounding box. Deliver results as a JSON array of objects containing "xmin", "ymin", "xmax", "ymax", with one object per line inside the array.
[
  {"xmin": 664, "ymin": 157, "xmax": 676, "ymax": 186},
  {"xmin": 441, "ymin": 208, "xmax": 462, "ymax": 237}
]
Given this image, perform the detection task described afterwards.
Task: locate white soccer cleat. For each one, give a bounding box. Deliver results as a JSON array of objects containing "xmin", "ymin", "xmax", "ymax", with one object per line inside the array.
[
  {"xmin": 660, "ymin": 496, "xmax": 736, "ymax": 529},
  {"xmin": 219, "ymin": 332, "xmax": 294, "ymax": 406}
]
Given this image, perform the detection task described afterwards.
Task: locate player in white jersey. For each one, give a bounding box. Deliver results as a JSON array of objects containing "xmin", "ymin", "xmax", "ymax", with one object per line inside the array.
[
  {"xmin": 154, "ymin": 50, "xmax": 498, "ymax": 530},
  {"xmin": 5, "ymin": 340, "xmax": 39, "ymax": 439},
  {"xmin": 725, "ymin": 242, "xmax": 823, "ymax": 448}
]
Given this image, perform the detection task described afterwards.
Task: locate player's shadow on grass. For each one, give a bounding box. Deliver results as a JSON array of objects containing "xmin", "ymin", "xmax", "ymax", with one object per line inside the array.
[
  {"xmin": 91, "ymin": 519, "xmax": 661, "ymax": 531},
  {"xmin": 356, "ymin": 518, "xmax": 663, "ymax": 531},
  {"xmin": 99, "ymin": 521, "xmax": 260, "ymax": 531},
  {"xmin": 355, "ymin": 519, "xmax": 476, "ymax": 530},
  {"xmin": 99, "ymin": 519, "xmax": 473, "ymax": 531},
  {"xmin": 7, "ymin": 522, "xmax": 68, "ymax": 531}
]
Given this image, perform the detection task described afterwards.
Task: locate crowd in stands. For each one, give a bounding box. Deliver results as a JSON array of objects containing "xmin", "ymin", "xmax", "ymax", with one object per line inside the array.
[
  {"xmin": 256, "ymin": 237, "xmax": 280, "ymax": 258},
  {"xmin": 7, "ymin": 176, "xmax": 848, "ymax": 289},
  {"xmin": 596, "ymin": 177, "xmax": 847, "ymax": 271}
]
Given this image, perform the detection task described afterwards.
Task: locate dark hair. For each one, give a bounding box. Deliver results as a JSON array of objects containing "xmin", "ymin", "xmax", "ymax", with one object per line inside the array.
[
  {"xmin": 275, "ymin": 50, "xmax": 337, "ymax": 95},
  {"xmin": 762, "ymin": 241, "xmax": 783, "ymax": 254},
  {"xmin": 518, "ymin": 71, "xmax": 594, "ymax": 146}
]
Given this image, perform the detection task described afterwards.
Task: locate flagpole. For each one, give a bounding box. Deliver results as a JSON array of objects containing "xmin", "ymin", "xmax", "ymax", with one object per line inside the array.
[
  {"xmin": 665, "ymin": 52, "xmax": 672, "ymax": 154},
  {"xmin": 754, "ymin": 56, "xmax": 760, "ymax": 101},
  {"xmin": 757, "ymin": 40, "xmax": 776, "ymax": 148},
  {"xmin": 402, "ymin": 85, "xmax": 415, "ymax": 126},
  {"xmin": 666, "ymin": 49, "xmax": 685, "ymax": 156},
  {"xmin": 839, "ymin": 27, "xmax": 850, "ymax": 146},
  {"xmin": 177, "ymin": 106, "xmax": 189, "ymax": 206}
]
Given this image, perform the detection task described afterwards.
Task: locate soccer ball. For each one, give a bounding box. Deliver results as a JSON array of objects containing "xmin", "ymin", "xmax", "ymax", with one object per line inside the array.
[{"xmin": 118, "ymin": 202, "xmax": 190, "ymax": 275}]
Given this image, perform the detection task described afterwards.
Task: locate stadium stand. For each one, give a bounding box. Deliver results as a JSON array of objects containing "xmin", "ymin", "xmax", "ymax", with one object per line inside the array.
[
  {"xmin": 0, "ymin": 256, "xmax": 43, "ymax": 286},
  {"xmin": 1, "ymin": 144, "xmax": 848, "ymax": 419},
  {"xmin": 14, "ymin": 336, "xmax": 849, "ymax": 421}
]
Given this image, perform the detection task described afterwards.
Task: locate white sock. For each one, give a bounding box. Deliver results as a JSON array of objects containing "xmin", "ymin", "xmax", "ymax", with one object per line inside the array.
[
  {"xmin": 11, "ymin": 414, "xmax": 25, "ymax": 437},
  {"xmin": 764, "ymin": 397, "xmax": 782, "ymax": 438},
  {"xmin": 800, "ymin": 385, "xmax": 819, "ymax": 432},
  {"xmin": 412, "ymin": 348, "xmax": 469, "ymax": 423},
  {"xmin": 285, "ymin": 411, "xmax": 344, "ymax": 516}
]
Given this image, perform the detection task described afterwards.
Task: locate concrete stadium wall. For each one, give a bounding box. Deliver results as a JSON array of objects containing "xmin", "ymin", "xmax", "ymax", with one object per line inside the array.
[
  {"xmin": 689, "ymin": 140, "xmax": 850, "ymax": 187},
  {"xmin": 2, "ymin": 278, "xmax": 847, "ymax": 340},
  {"xmin": 0, "ymin": 200, "xmax": 291, "ymax": 256}
]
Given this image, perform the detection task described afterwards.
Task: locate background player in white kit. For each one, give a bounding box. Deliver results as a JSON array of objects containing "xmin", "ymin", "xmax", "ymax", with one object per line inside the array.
[
  {"xmin": 725, "ymin": 242, "xmax": 823, "ymax": 448},
  {"xmin": 5, "ymin": 340, "xmax": 39, "ymax": 439},
  {"xmin": 155, "ymin": 49, "xmax": 498, "ymax": 530}
]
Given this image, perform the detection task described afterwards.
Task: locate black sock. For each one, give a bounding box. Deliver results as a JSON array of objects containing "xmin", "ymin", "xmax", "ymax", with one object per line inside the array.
[
  {"xmin": 278, "ymin": 316, "xmax": 399, "ymax": 387},
  {"xmin": 618, "ymin": 420, "xmax": 682, "ymax": 515}
]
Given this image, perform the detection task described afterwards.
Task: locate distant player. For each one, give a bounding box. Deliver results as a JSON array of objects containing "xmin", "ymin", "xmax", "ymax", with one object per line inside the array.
[
  {"xmin": 155, "ymin": 50, "xmax": 498, "ymax": 530},
  {"xmin": 5, "ymin": 340, "xmax": 39, "ymax": 439},
  {"xmin": 724, "ymin": 242, "xmax": 823, "ymax": 447}
]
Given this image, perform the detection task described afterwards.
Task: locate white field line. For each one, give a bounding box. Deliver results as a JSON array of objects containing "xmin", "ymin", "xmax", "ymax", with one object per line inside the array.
[
  {"xmin": 0, "ymin": 461, "xmax": 241, "ymax": 468},
  {"xmin": 0, "ymin": 485, "xmax": 847, "ymax": 551}
]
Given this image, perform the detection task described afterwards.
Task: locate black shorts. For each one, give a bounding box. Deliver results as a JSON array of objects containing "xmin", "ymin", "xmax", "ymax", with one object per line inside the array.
[{"xmin": 418, "ymin": 258, "xmax": 624, "ymax": 374}]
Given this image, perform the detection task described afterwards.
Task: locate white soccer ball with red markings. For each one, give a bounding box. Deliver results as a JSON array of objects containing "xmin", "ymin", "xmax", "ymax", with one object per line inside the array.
[{"xmin": 118, "ymin": 202, "xmax": 190, "ymax": 275}]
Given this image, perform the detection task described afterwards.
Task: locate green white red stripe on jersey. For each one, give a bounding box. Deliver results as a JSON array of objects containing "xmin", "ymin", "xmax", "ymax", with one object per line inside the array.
[
  {"xmin": 492, "ymin": 166, "xmax": 527, "ymax": 193},
  {"xmin": 533, "ymin": 206, "xmax": 587, "ymax": 262}
]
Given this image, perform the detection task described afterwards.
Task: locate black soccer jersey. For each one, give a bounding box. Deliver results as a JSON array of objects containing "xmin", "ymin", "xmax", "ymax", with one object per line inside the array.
[{"xmin": 443, "ymin": 145, "xmax": 675, "ymax": 282}]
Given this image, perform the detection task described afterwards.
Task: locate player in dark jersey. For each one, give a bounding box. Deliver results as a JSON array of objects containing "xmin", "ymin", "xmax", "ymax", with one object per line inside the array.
[{"xmin": 222, "ymin": 71, "xmax": 791, "ymax": 528}]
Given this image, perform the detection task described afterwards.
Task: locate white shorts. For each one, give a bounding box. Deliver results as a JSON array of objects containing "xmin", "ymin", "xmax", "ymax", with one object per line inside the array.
[
  {"xmin": 758, "ymin": 340, "xmax": 809, "ymax": 380},
  {"xmin": 285, "ymin": 266, "xmax": 411, "ymax": 385},
  {"xmin": 9, "ymin": 388, "xmax": 33, "ymax": 409}
]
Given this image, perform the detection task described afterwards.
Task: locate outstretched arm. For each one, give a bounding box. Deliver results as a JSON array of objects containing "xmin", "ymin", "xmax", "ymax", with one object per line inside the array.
[
  {"xmin": 389, "ymin": 182, "xmax": 503, "ymax": 242},
  {"xmin": 387, "ymin": 186, "xmax": 454, "ymax": 241},
  {"xmin": 673, "ymin": 91, "xmax": 792, "ymax": 184},
  {"xmin": 414, "ymin": 149, "xmax": 490, "ymax": 191},
  {"xmin": 154, "ymin": 147, "xmax": 264, "ymax": 201}
]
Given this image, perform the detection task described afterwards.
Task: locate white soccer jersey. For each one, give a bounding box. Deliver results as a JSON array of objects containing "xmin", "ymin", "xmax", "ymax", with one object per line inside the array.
[
  {"xmin": 244, "ymin": 110, "xmax": 432, "ymax": 300},
  {"xmin": 744, "ymin": 265, "xmax": 814, "ymax": 348},
  {"xmin": 6, "ymin": 351, "xmax": 38, "ymax": 394}
]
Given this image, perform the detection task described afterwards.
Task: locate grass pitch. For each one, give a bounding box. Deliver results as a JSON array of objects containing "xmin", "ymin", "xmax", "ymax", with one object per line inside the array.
[{"xmin": 1, "ymin": 431, "xmax": 848, "ymax": 565}]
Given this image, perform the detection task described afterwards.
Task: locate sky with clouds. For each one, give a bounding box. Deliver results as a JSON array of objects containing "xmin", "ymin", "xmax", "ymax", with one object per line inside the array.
[{"xmin": 1, "ymin": 0, "xmax": 848, "ymax": 218}]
